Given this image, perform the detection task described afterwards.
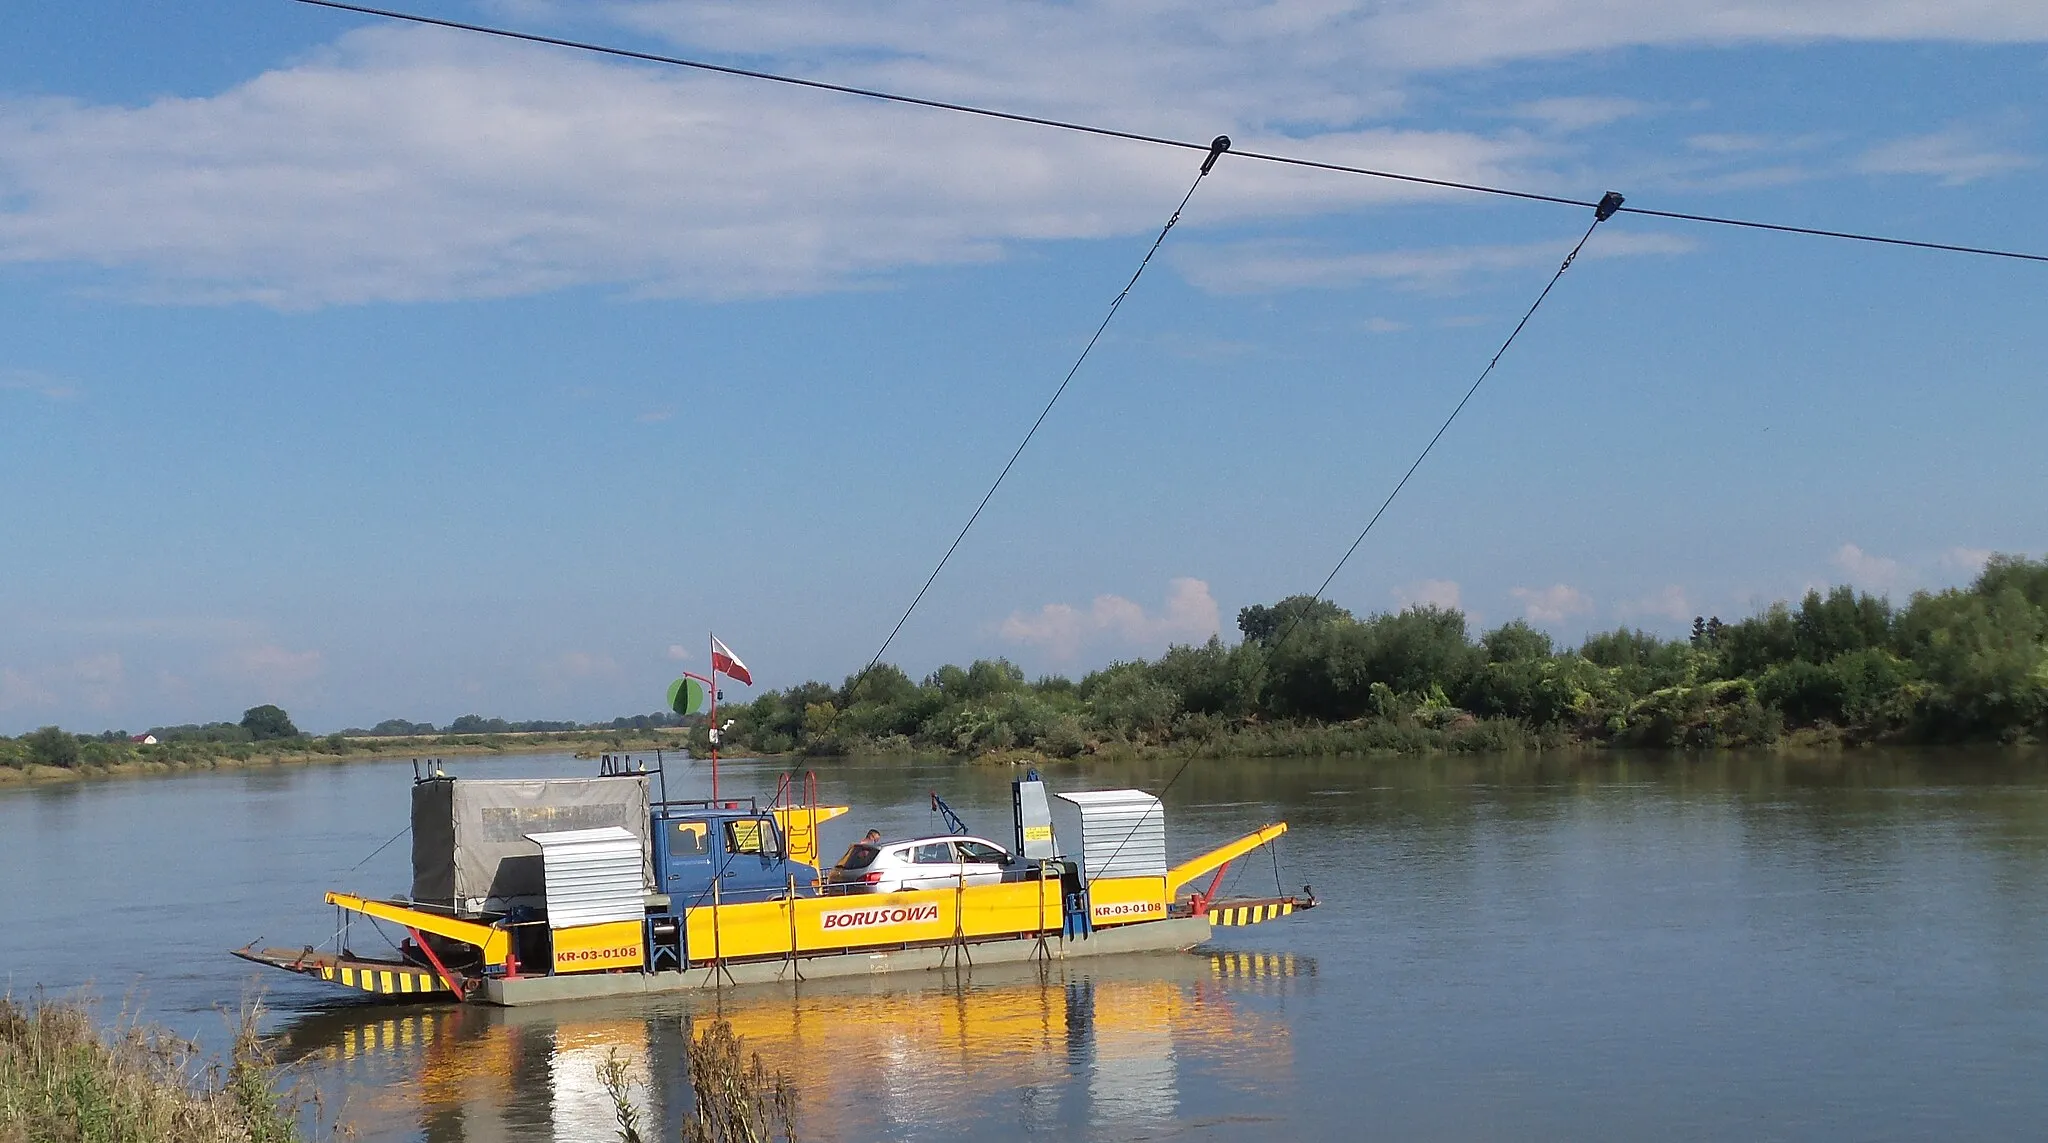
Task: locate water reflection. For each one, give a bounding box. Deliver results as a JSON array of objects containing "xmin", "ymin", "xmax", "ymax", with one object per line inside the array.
[{"xmin": 279, "ymin": 952, "xmax": 1311, "ymax": 1142}]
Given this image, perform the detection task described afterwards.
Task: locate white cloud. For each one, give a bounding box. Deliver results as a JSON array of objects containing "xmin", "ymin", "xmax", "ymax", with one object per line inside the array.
[
  {"xmin": 999, "ymin": 576, "xmax": 1220, "ymax": 660},
  {"xmin": 1855, "ymin": 127, "xmax": 2035, "ymax": 185},
  {"xmin": 1940, "ymin": 546, "xmax": 1995, "ymax": 575},
  {"xmin": 1511, "ymin": 583, "xmax": 1594, "ymax": 624},
  {"xmin": 1392, "ymin": 579, "xmax": 1463, "ymax": 610},
  {"xmin": 27, "ymin": 615, "xmax": 262, "ymax": 641},
  {"xmin": 1509, "ymin": 96, "xmax": 1649, "ymax": 131},
  {"xmin": 555, "ymin": 651, "xmax": 622, "ymax": 679},
  {"xmin": 0, "ymin": 368, "xmax": 80, "ymax": 401},
  {"xmin": 1686, "ymin": 133, "xmax": 1775, "ymax": 154},
  {"xmin": 623, "ymin": 2, "xmax": 2048, "ymax": 84},
  {"xmin": 0, "ymin": 668, "xmax": 58, "ymax": 712},
  {"xmin": 1173, "ymin": 230, "xmax": 1695, "ymax": 295},
  {"xmin": 0, "ymin": 26, "xmax": 1540, "ymax": 307},
  {"xmin": 218, "ymin": 644, "xmax": 326, "ymax": 688},
  {"xmin": 2, "ymin": 4, "xmax": 2043, "ymax": 306},
  {"xmin": 636, "ymin": 409, "xmax": 674, "ymax": 424},
  {"xmin": 665, "ymin": 643, "xmax": 693, "ymax": 661},
  {"xmin": 0, "ymin": 653, "xmax": 126, "ymax": 715},
  {"xmin": 1831, "ymin": 542, "xmax": 1909, "ymax": 594},
  {"xmin": 1616, "ymin": 584, "xmax": 1693, "ymax": 623},
  {"xmin": 1236, "ymin": 0, "xmax": 2048, "ymax": 71},
  {"xmin": 1362, "ymin": 317, "xmax": 1409, "ymax": 333}
]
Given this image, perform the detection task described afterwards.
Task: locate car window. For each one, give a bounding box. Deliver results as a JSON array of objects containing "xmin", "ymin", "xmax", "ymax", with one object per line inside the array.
[
  {"xmin": 912, "ymin": 842, "xmax": 957, "ymax": 864},
  {"xmin": 668, "ymin": 820, "xmax": 709, "ymax": 857},
  {"xmin": 837, "ymin": 844, "xmax": 880, "ymax": 870},
  {"xmin": 957, "ymin": 840, "xmax": 1007, "ymax": 864}
]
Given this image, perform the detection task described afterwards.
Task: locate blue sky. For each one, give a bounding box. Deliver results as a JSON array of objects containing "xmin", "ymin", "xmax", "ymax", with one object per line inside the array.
[{"xmin": 4, "ymin": 0, "xmax": 2046, "ymax": 734}]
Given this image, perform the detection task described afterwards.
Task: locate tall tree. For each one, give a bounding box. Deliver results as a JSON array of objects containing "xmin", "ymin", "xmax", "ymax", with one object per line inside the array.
[
  {"xmin": 25, "ymin": 726, "xmax": 80, "ymax": 768},
  {"xmin": 1237, "ymin": 595, "xmax": 1352, "ymax": 647},
  {"xmin": 240, "ymin": 704, "xmax": 299, "ymax": 741}
]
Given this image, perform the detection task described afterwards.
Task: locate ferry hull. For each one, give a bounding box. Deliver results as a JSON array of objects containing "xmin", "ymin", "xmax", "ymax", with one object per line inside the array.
[{"xmin": 482, "ymin": 916, "xmax": 1213, "ymax": 1006}]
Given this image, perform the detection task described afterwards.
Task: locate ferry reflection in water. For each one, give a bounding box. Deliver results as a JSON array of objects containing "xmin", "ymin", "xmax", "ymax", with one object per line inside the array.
[{"xmin": 281, "ymin": 951, "xmax": 1311, "ymax": 1142}]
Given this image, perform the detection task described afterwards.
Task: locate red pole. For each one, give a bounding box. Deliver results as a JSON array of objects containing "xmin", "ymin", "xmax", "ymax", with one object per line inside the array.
[
  {"xmin": 708, "ymin": 631, "xmax": 719, "ymax": 800},
  {"xmin": 407, "ymin": 926, "xmax": 470, "ymax": 997},
  {"xmin": 1194, "ymin": 860, "xmax": 1231, "ymax": 917}
]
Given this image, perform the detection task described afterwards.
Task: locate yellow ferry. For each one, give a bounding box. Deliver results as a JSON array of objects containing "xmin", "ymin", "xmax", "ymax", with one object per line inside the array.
[{"xmin": 236, "ymin": 761, "xmax": 1313, "ymax": 1005}]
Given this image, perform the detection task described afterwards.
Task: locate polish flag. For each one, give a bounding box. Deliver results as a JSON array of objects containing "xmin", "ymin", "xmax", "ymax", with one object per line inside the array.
[{"xmin": 710, "ymin": 636, "xmax": 753, "ymax": 686}]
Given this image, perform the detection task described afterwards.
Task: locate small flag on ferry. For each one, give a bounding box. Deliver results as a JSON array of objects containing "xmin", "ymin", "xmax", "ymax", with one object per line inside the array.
[{"xmin": 711, "ymin": 636, "xmax": 753, "ymax": 686}]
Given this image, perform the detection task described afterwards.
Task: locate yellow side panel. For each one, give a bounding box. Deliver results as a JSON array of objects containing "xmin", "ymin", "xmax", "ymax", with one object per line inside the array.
[
  {"xmin": 552, "ymin": 919, "xmax": 647, "ymax": 974},
  {"xmin": 1086, "ymin": 876, "xmax": 1169, "ymax": 927},
  {"xmin": 684, "ymin": 878, "xmax": 1063, "ymax": 963}
]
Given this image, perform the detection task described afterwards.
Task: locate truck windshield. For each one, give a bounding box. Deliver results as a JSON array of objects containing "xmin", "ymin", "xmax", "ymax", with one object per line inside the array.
[{"xmin": 726, "ymin": 818, "xmax": 780, "ymax": 858}]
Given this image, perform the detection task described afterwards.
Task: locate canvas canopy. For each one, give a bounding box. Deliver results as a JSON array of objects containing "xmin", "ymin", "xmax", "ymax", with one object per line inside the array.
[{"xmin": 411, "ymin": 776, "xmax": 652, "ymax": 916}]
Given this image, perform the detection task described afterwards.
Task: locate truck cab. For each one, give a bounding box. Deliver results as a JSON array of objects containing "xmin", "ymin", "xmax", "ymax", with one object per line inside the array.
[{"xmin": 653, "ymin": 804, "xmax": 819, "ymax": 906}]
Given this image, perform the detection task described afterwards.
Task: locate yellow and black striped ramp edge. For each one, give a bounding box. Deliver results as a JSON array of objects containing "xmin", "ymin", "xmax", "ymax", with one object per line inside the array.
[
  {"xmin": 1208, "ymin": 952, "xmax": 1300, "ymax": 979},
  {"xmin": 1207, "ymin": 900, "xmax": 1296, "ymax": 927},
  {"xmin": 316, "ymin": 964, "xmax": 451, "ymax": 996}
]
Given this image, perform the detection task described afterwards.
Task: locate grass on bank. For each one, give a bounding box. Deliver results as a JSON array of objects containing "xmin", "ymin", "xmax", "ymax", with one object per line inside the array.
[
  {"xmin": 0, "ymin": 994, "xmax": 307, "ymax": 1143},
  {"xmin": 601, "ymin": 1019, "xmax": 797, "ymax": 1143}
]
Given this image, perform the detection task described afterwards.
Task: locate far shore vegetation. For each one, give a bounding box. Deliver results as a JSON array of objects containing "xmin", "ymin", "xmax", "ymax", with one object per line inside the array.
[
  {"xmin": 7, "ymin": 554, "xmax": 2046, "ymax": 783},
  {"xmin": 0, "ymin": 705, "xmax": 691, "ymax": 787},
  {"xmin": 707, "ymin": 554, "xmax": 2048, "ymax": 761}
]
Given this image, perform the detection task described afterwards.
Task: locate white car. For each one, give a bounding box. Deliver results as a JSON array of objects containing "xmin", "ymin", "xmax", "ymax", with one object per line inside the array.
[{"xmin": 825, "ymin": 834, "xmax": 1039, "ymax": 894}]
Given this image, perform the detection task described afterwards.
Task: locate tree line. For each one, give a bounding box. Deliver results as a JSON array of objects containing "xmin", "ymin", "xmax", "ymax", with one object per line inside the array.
[
  {"xmin": 11, "ymin": 554, "xmax": 2044, "ymax": 770},
  {"xmin": 0, "ymin": 704, "xmax": 687, "ymax": 771},
  {"xmin": 710, "ymin": 554, "xmax": 2048, "ymax": 758}
]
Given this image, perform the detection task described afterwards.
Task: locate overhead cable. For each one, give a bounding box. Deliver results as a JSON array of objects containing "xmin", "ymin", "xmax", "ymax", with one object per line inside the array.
[
  {"xmin": 850, "ymin": 136, "xmax": 1233, "ymax": 691},
  {"xmin": 1264, "ymin": 191, "xmax": 1627, "ymax": 659},
  {"xmin": 291, "ymin": 0, "xmax": 2048, "ymax": 266}
]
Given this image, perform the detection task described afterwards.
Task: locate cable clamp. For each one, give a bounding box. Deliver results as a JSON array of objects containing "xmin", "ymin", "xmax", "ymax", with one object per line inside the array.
[
  {"xmin": 1201, "ymin": 135, "xmax": 1232, "ymax": 175},
  {"xmin": 1595, "ymin": 190, "xmax": 1625, "ymax": 221}
]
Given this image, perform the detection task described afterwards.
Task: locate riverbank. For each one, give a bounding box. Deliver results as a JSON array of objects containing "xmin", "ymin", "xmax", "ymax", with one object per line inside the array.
[
  {"xmin": 0, "ymin": 995, "xmax": 305, "ymax": 1143},
  {"xmin": 0, "ymin": 730, "xmax": 689, "ymax": 790}
]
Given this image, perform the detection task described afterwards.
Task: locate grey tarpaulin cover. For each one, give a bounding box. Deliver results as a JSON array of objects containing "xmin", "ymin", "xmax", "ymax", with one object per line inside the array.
[{"xmin": 410, "ymin": 776, "xmax": 651, "ymax": 916}]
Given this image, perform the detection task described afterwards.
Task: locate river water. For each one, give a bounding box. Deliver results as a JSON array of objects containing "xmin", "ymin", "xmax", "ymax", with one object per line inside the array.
[{"xmin": 6, "ymin": 748, "xmax": 2048, "ymax": 1141}]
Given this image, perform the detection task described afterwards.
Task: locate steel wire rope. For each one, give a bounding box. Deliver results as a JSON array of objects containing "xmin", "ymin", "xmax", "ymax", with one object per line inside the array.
[
  {"xmin": 848, "ymin": 141, "xmax": 1227, "ymax": 692},
  {"xmin": 289, "ymin": 0, "xmax": 2048, "ymax": 266},
  {"xmin": 1262, "ymin": 201, "xmax": 1617, "ymax": 662},
  {"xmin": 342, "ymin": 822, "xmax": 411, "ymax": 877},
  {"xmin": 1086, "ymin": 199, "xmax": 1620, "ymax": 892}
]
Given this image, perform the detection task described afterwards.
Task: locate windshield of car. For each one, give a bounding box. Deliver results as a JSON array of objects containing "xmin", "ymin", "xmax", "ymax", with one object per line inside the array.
[
  {"xmin": 836, "ymin": 844, "xmax": 880, "ymax": 870},
  {"xmin": 957, "ymin": 840, "xmax": 1008, "ymax": 863}
]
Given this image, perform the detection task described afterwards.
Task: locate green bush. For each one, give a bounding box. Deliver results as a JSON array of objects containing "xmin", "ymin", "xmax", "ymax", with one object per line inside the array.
[
  {"xmin": 1757, "ymin": 660, "xmax": 1847, "ymax": 726},
  {"xmin": 1080, "ymin": 664, "xmax": 1181, "ymax": 739},
  {"xmin": 25, "ymin": 726, "xmax": 81, "ymax": 769}
]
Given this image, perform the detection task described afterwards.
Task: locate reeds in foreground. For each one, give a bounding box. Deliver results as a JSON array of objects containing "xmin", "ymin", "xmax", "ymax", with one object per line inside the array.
[
  {"xmin": 0, "ymin": 993, "xmax": 304, "ymax": 1143},
  {"xmin": 601, "ymin": 1018, "xmax": 797, "ymax": 1143}
]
